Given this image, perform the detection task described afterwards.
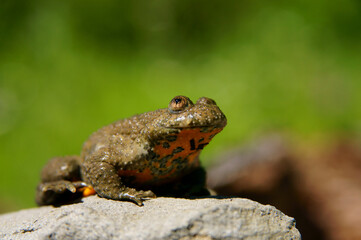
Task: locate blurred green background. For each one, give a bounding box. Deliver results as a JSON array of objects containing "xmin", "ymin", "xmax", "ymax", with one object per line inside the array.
[{"xmin": 0, "ymin": 0, "xmax": 360, "ymax": 212}]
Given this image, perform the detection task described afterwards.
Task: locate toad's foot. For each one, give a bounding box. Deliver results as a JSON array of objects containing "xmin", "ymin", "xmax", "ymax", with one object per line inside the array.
[
  {"xmin": 39, "ymin": 181, "xmax": 87, "ymax": 193},
  {"xmin": 36, "ymin": 180, "xmax": 87, "ymax": 205},
  {"xmin": 117, "ymin": 189, "xmax": 156, "ymax": 206}
]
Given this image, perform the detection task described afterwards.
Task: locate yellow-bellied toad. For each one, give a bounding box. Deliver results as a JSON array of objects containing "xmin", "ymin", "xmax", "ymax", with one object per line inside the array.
[{"xmin": 36, "ymin": 96, "xmax": 227, "ymax": 206}]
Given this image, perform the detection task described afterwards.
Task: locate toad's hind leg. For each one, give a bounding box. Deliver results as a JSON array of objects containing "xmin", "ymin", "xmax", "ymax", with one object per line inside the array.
[
  {"xmin": 81, "ymin": 159, "xmax": 155, "ymax": 206},
  {"xmin": 35, "ymin": 156, "xmax": 89, "ymax": 206}
]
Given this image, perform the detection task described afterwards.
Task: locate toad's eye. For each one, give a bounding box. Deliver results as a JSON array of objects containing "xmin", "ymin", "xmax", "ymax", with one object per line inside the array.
[{"xmin": 168, "ymin": 95, "xmax": 193, "ymax": 113}]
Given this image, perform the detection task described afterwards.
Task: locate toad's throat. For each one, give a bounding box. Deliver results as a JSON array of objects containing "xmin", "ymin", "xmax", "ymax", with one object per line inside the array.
[{"xmin": 117, "ymin": 127, "xmax": 222, "ymax": 186}]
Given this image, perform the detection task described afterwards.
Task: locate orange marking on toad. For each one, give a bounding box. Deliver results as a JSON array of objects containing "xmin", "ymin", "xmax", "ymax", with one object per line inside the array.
[
  {"xmin": 80, "ymin": 186, "xmax": 96, "ymax": 197},
  {"xmin": 154, "ymin": 128, "xmax": 222, "ymax": 168}
]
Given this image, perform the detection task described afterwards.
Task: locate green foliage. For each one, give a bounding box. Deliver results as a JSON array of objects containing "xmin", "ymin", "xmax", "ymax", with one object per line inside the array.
[{"xmin": 0, "ymin": 0, "xmax": 360, "ymax": 211}]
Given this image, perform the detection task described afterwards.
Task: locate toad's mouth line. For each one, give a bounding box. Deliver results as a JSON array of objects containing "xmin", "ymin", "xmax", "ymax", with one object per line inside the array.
[
  {"xmin": 165, "ymin": 124, "xmax": 226, "ymax": 131},
  {"xmin": 164, "ymin": 124, "xmax": 226, "ymax": 130}
]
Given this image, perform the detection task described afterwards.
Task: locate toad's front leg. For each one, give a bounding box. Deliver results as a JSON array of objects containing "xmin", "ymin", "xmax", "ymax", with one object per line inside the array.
[{"xmin": 81, "ymin": 156, "xmax": 155, "ymax": 206}]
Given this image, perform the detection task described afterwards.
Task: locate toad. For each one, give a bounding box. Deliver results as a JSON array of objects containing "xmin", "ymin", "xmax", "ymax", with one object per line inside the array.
[{"xmin": 36, "ymin": 96, "xmax": 227, "ymax": 206}]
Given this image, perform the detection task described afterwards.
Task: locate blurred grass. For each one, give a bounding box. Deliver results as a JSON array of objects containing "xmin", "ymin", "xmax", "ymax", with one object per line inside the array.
[{"xmin": 0, "ymin": 0, "xmax": 360, "ymax": 212}]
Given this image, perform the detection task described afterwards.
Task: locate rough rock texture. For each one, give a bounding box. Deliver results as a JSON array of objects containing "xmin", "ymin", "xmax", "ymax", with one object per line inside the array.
[{"xmin": 0, "ymin": 196, "xmax": 300, "ymax": 240}]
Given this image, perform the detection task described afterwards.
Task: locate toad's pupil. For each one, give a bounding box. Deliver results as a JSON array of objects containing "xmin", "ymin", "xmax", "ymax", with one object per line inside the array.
[{"xmin": 174, "ymin": 98, "xmax": 182, "ymax": 104}]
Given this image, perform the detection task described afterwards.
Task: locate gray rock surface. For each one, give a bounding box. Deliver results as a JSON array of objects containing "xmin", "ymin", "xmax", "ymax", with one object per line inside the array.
[{"xmin": 0, "ymin": 196, "xmax": 301, "ymax": 240}]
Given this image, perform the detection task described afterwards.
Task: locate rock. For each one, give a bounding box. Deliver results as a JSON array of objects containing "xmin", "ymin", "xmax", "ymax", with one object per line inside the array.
[{"xmin": 0, "ymin": 196, "xmax": 301, "ymax": 240}]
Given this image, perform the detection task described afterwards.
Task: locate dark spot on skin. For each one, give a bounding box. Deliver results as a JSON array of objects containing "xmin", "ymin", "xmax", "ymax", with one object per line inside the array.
[
  {"xmin": 173, "ymin": 147, "xmax": 184, "ymax": 154},
  {"xmin": 172, "ymin": 157, "xmax": 185, "ymax": 170},
  {"xmin": 166, "ymin": 135, "xmax": 178, "ymax": 142},
  {"xmin": 208, "ymin": 134, "xmax": 216, "ymax": 140},
  {"xmin": 200, "ymin": 127, "xmax": 211, "ymax": 133},
  {"xmin": 147, "ymin": 151, "xmax": 157, "ymax": 160},
  {"xmin": 190, "ymin": 139, "xmax": 196, "ymax": 150},
  {"xmin": 159, "ymin": 162, "xmax": 167, "ymax": 169},
  {"xmin": 198, "ymin": 138, "xmax": 204, "ymax": 143},
  {"xmin": 172, "ymin": 157, "xmax": 182, "ymax": 163},
  {"xmin": 162, "ymin": 142, "xmax": 170, "ymax": 149},
  {"xmin": 158, "ymin": 155, "xmax": 172, "ymax": 168},
  {"xmin": 153, "ymin": 157, "xmax": 176, "ymax": 175},
  {"xmin": 197, "ymin": 143, "xmax": 208, "ymax": 150}
]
